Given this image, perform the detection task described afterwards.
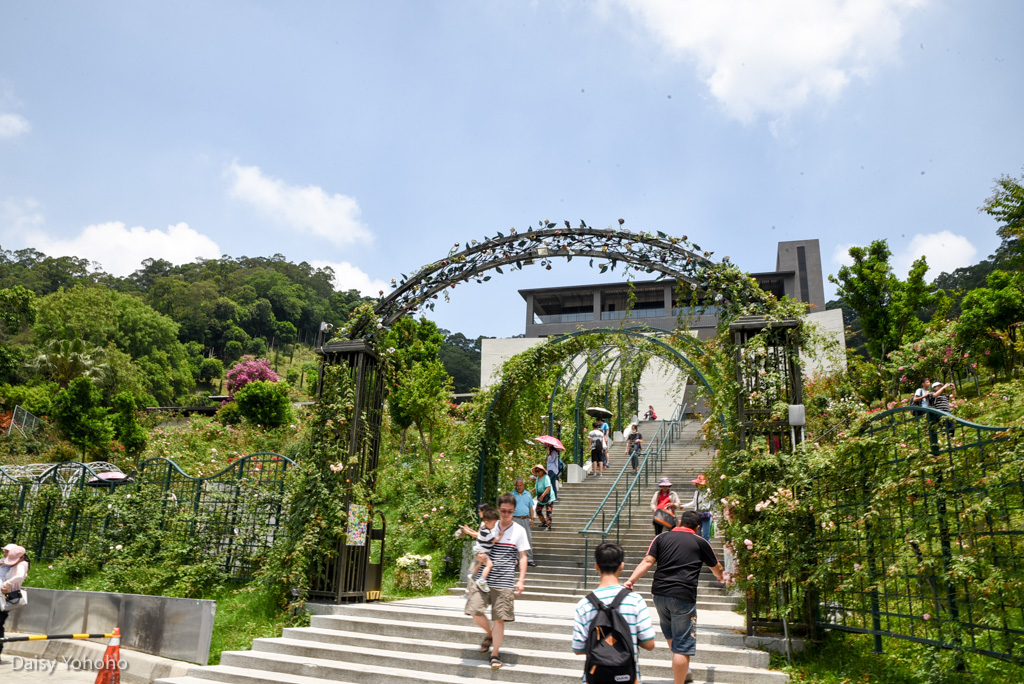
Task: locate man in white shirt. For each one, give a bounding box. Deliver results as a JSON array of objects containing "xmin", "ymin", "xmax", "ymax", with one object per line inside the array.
[{"xmin": 464, "ymin": 493, "xmax": 530, "ymax": 670}]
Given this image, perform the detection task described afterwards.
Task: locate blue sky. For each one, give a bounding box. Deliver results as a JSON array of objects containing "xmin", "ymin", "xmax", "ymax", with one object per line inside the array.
[{"xmin": 1, "ymin": 1, "xmax": 1021, "ymax": 338}]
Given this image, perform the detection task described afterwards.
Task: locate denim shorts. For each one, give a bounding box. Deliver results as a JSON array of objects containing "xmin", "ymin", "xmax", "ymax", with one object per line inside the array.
[{"xmin": 653, "ymin": 595, "xmax": 697, "ymax": 655}]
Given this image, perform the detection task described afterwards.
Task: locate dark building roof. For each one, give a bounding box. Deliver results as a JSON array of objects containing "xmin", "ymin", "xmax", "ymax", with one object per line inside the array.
[{"xmin": 517, "ymin": 239, "xmax": 824, "ymax": 339}]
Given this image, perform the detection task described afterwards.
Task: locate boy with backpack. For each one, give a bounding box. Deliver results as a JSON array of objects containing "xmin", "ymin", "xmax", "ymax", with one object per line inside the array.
[{"xmin": 572, "ymin": 542, "xmax": 656, "ymax": 683}]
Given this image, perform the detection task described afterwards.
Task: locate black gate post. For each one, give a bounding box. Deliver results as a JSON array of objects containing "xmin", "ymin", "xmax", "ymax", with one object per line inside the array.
[{"xmin": 309, "ymin": 339, "xmax": 386, "ymax": 603}]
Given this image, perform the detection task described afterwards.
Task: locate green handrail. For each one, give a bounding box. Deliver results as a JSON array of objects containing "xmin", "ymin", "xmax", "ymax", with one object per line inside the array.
[{"xmin": 577, "ymin": 402, "xmax": 690, "ymax": 588}]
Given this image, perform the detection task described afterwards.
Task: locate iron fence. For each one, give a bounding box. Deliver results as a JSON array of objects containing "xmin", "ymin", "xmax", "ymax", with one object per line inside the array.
[
  {"xmin": 750, "ymin": 406, "xmax": 1023, "ymax": 665},
  {"xmin": 0, "ymin": 452, "xmax": 297, "ymax": 581}
]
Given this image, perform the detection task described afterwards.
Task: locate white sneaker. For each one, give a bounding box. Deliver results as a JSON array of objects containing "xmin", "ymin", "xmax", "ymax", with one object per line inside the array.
[{"xmin": 476, "ymin": 577, "xmax": 491, "ymax": 592}]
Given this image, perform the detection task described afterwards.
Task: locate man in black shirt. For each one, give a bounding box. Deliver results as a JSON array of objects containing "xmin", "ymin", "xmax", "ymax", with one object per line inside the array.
[{"xmin": 624, "ymin": 510, "xmax": 724, "ymax": 684}]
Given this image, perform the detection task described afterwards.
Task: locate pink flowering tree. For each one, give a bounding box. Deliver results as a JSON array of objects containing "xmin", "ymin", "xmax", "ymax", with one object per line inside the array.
[
  {"xmin": 884, "ymin": 320, "xmax": 972, "ymax": 399},
  {"xmin": 225, "ymin": 355, "xmax": 279, "ymax": 398}
]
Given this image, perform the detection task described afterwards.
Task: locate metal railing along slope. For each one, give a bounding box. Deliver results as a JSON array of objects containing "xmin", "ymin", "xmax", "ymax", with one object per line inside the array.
[{"xmin": 577, "ymin": 402, "xmax": 690, "ymax": 588}]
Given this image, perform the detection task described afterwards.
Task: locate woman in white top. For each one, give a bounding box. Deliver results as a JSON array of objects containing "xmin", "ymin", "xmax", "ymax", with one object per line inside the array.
[{"xmin": 0, "ymin": 544, "xmax": 29, "ymax": 661}]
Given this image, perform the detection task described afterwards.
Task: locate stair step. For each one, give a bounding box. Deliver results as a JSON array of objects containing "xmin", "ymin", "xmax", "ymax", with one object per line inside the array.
[
  {"xmin": 283, "ymin": 625, "xmax": 769, "ymax": 668},
  {"xmin": 159, "ymin": 421, "xmax": 787, "ymax": 684},
  {"xmin": 448, "ymin": 586, "xmax": 744, "ymax": 609}
]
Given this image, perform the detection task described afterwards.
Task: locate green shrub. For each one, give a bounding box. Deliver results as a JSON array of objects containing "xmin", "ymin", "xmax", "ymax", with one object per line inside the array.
[
  {"xmin": 215, "ymin": 400, "xmax": 244, "ymax": 426},
  {"xmin": 234, "ymin": 381, "xmax": 292, "ymax": 429},
  {"xmin": 0, "ymin": 381, "xmax": 57, "ymax": 416},
  {"xmin": 51, "ymin": 377, "xmax": 111, "ymax": 457}
]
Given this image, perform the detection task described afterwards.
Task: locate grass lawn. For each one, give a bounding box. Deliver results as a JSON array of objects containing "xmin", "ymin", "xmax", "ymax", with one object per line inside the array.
[{"xmin": 772, "ymin": 631, "xmax": 1024, "ymax": 684}]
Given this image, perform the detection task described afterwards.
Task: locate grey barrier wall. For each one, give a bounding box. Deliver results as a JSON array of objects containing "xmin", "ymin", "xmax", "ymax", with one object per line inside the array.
[{"xmin": 7, "ymin": 589, "xmax": 216, "ymax": 665}]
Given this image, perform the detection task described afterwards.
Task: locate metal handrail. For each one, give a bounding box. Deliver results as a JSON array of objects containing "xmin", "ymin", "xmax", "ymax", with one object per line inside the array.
[{"xmin": 577, "ymin": 403, "xmax": 690, "ymax": 587}]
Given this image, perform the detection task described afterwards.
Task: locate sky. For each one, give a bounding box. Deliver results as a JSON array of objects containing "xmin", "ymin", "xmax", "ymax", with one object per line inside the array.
[{"xmin": 1, "ymin": 1, "xmax": 1022, "ymax": 338}]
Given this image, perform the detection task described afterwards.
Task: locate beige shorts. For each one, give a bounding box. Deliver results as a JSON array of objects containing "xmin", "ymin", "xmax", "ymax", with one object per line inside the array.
[{"xmin": 464, "ymin": 581, "xmax": 516, "ymax": 622}]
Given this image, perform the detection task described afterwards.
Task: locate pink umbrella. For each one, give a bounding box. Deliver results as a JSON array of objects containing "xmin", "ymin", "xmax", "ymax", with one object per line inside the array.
[{"xmin": 534, "ymin": 435, "xmax": 565, "ymax": 452}]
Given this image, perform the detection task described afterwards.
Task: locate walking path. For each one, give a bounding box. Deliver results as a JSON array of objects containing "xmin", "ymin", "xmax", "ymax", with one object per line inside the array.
[{"xmin": 157, "ymin": 419, "xmax": 788, "ymax": 684}]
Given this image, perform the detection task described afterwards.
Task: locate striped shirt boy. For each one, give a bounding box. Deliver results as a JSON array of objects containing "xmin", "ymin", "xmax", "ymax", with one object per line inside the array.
[{"xmin": 571, "ymin": 584, "xmax": 656, "ymax": 682}]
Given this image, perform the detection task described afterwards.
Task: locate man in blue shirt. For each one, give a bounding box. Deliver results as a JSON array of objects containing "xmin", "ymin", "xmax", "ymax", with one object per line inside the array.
[{"xmin": 511, "ymin": 478, "xmax": 536, "ymax": 566}]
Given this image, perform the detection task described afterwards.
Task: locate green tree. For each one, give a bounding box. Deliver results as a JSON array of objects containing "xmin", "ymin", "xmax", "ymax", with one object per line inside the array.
[
  {"xmin": 110, "ymin": 391, "xmax": 148, "ymax": 463},
  {"xmin": 197, "ymin": 357, "xmax": 224, "ymax": 385},
  {"xmin": 981, "ymin": 168, "xmax": 1024, "ymax": 268},
  {"xmin": 829, "ymin": 240, "xmax": 944, "ymax": 365},
  {"xmin": 52, "ymin": 376, "xmax": 112, "ymax": 457},
  {"xmin": 393, "ymin": 359, "xmax": 453, "ymax": 474},
  {"xmin": 956, "ymin": 269, "xmax": 1024, "ymax": 377},
  {"xmin": 382, "ymin": 317, "xmax": 445, "ymax": 446},
  {"xmin": 0, "ymin": 285, "xmax": 37, "ymax": 382},
  {"xmin": 34, "ymin": 286, "xmax": 194, "ymax": 403},
  {"xmin": 438, "ymin": 329, "xmax": 481, "ymax": 394},
  {"xmin": 31, "ymin": 338, "xmax": 108, "ymax": 388}
]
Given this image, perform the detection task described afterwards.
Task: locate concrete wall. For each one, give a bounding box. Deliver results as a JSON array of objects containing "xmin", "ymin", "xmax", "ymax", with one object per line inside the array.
[
  {"xmin": 481, "ymin": 309, "xmax": 847, "ymax": 413},
  {"xmin": 801, "ymin": 308, "xmax": 847, "ymax": 377},
  {"xmin": 480, "ymin": 337, "xmax": 687, "ymax": 420},
  {"xmin": 480, "ymin": 337, "xmax": 546, "ymax": 389}
]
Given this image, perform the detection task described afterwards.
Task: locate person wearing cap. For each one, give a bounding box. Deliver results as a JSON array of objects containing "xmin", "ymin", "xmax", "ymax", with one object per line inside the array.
[
  {"xmin": 532, "ymin": 464, "xmax": 557, "ymax": 531},
  {"xmin": 651, "ymin": 478, "xmax": 681, "ymax": 536},
  {"xmin": 0, "ymin": 544, "xmax": 29, "ymax": 662},
  {"xmin": 681, "ymin": 474, "xmax": 713, "ymax": 541}
]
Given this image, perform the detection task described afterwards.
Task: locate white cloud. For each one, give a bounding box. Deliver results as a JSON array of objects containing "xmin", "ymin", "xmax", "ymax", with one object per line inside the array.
[
  {"xmin": 226, "ymin": 162, "xmax": 371, "ymax": 246},
  {"xmin": 895, "ymin": 231, "xmax": 977, "ymax": 277},
  {"xmin": 0, "ymin": 197, "xmax": 45, "ymax": 232},
  {"xmin": 311, "ymin": 259, "xmax": 388, "ymax": 297},
  {"xmin": 32, "ymin": 221, "xmax": 221, "ymax": 276},
  {"xmin": 831, "ymin": 242, "xmax": 856, "ymax": 269},
  {"xmin": 830, "ymin": 231, "xmax": 978, "ymax": 279},
  {"xmin": 0, "ymin": 112, "xmax": 30, "ymax": 139},
  {"xmin": 608, "ymin": 0, "xmax": 925, "ymax": 122}
]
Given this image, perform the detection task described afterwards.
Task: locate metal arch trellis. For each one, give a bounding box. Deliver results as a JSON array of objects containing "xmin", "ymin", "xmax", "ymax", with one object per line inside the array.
[
  {"xmin": 474, "ymin": 328, "xmax": 718, "ymax": 504},
  {"xmin": 350, "ymin": 223, "xmax": 716, "ymax": 338},
  {"xmin": 317, "ymin": 223, "xmax": 731, "ymax": 603}
]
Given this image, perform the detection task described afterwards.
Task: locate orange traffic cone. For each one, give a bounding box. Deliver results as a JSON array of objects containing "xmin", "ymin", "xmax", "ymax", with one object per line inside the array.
[{"xmin": 93, "ymin": 627, "xmax": 121, "ymax": 684}]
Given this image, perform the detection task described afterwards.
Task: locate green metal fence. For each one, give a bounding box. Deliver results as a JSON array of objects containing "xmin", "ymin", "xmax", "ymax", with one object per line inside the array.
[
  {"xmin": 813, "ymin": 407, "xmax": 1022, "ymax": 663},
  {"xmin": 0, "ymin": 452, "xmax": 298, "ymax": 581},
  {"xmin": 747, "ymin": 406, "xmax": 1023, "ymax": 664}
]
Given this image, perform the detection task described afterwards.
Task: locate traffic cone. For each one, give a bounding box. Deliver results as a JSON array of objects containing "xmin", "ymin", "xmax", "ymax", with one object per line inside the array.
[{"xmin": 93, "ymin": 627, "xmax": 121, "ymax": 684}]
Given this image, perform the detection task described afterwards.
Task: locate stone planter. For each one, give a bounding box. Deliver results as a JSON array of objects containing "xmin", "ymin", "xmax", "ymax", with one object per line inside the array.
[{"xmin": 395, "ymin": 567, "xmax": 433, "ymax": 591}]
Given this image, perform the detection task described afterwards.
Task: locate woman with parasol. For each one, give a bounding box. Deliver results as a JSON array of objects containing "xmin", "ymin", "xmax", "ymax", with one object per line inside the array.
[{"xmin": 535, "ymin": 435, "xmax": 565, "ymax": 499}]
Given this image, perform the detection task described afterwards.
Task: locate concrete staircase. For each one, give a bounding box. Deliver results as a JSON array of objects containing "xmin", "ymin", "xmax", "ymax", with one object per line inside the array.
[{"xmin": 156, "ymin": 419, "xmax": 788, "ymax": 684}]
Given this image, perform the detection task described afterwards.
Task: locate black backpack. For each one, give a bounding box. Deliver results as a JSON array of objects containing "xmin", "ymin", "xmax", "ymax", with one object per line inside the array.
[{"xmin": 584, "ymin": 587, "xmax": 637, "ymax": 684}]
